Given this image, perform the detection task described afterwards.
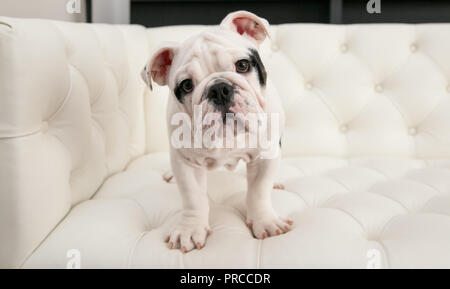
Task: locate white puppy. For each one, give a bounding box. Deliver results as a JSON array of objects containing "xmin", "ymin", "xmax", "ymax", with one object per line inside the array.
[{"xmin": 142, "ymin": 11, "xmax": 292, "ymax": 253}]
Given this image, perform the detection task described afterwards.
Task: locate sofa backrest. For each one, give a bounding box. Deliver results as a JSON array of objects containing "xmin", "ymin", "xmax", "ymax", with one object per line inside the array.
[
  {"xmin": 146, "ymin": 24, "xmax": 450, "ymax": 158},
  {"xmin": 0, "ymin": 17, "xmax": 149, "ymax": 267}
]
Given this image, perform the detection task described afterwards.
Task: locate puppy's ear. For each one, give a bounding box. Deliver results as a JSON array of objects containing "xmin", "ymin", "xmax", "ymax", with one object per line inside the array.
[
  {"xmin": 220, "ymin": 10, "xmax": 270, "ymax": 45},
  {"xmin": 141, "ymin": 42, "xmax": 178, "ymax": 90}
]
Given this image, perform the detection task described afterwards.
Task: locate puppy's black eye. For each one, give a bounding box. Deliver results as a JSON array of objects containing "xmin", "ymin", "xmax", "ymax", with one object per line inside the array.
[
  {"xmin": 235, "ymin": 59, "xmax": 250, "ymax": 73},
  {"xmin": 180, "ymin": 79, "xmax": 194, "ymax": 93}
]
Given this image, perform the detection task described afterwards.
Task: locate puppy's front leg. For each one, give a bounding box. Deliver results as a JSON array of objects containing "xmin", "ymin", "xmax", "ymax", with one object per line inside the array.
[
  {"xmin": 246, "ymin": 156, "xmax": 293, "ymax": 239},
  {"xmin": 165, "ymin": 150, "xmax": 210, "ymax": 252}
]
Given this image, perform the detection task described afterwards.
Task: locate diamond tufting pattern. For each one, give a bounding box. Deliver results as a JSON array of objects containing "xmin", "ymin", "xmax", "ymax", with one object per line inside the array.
[{"xmin": 1, "ymin": 19, "xmax": 450, "ymax": 268}]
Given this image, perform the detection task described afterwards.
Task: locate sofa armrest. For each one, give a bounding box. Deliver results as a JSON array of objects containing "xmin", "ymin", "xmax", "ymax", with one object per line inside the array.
[{"xmin": 0, "ymin": 17, "xmax": 150, "ymax": 268}]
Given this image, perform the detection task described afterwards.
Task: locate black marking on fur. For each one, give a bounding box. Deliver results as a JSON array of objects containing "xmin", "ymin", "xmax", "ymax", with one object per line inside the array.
[
  {"xmin": 174, "ymin": 83, "xmax": 186, "ymax": 103},
  {"xmin": 249, "ymin": 48, "xmax": 267, "ymax": 86}
]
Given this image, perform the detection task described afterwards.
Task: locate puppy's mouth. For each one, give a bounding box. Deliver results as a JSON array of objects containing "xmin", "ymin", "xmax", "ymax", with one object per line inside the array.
[
  {"xmin": 200, "ymin": 87, "xmax": 261, "ymax": 130},
  {"xmin": 189, "ymin": 73, "xmax": 265, "ymax": 142},
  {"xmin": 203, "ymin": 77, "xmax": 261, "ymax": 112}
]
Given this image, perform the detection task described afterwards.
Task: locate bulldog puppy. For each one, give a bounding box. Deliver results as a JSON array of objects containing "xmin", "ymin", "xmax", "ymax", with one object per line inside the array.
[{"xmin": 141, "ymin": 11, "xmax": 293, "ymax": 253}]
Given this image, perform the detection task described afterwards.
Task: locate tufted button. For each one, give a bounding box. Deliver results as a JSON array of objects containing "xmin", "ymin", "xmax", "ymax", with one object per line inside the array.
[
  {"xmin": 374, "ymin": 83, "xmax": 384, "ymax": 93},
  {"xmin": 63, "ymin": 37, "xmax": 75, "ymax": 57},
  {"xmin": 41, "ymin": 121, "xmax": 49, "ymax": 133},
  {"xmin": 408, "ymin": 127, "xmax": 417, "ymax": 135},
  {"xmin": 271, "ymin": 43, "xmax": 279, "ymax": 52},
  {"xmin": 65, "ymin": 44, "xmax": 73, "ymax": 57},
  {"xmin": 340, "ymin": 43, "xmax": 348, "ymax": 53},
  {"xmin": 410, "ymin": 43, "xmax": 418, "ymax": 52},
  {"xmin": 305, "ymin": 82, "xmax": 313, "ymax": 90},
  {"xmin": 340, "ymin": 124, "xmax": 349, "ymax": 133}
]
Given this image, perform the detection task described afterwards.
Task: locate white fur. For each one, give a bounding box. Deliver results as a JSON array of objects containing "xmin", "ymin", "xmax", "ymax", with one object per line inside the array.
[{"xmin": 144, "ymin": 11, "xmax": 292, "ymax": 252}]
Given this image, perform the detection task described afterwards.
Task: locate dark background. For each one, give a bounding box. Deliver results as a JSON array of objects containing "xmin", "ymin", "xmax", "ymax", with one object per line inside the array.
[{"xmin": 120, "ymin": 0, "xmax": 450, "ymax": 27}]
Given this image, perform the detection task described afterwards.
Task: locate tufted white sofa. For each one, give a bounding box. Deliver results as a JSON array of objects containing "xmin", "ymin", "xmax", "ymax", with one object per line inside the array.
[{"xmin": 1, "ymin": 16, "xmax": 450, "ymax": 269}]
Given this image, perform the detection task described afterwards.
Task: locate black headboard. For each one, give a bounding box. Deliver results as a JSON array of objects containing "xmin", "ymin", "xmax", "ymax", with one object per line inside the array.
[{"xmin": 127, "ymin": 0, "xmax": 450, "ymax": 27}]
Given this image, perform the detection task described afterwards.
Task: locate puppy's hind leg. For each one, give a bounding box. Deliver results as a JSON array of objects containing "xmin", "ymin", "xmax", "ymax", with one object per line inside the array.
[
  {"xmin": 273, "ymin": 182, "xmax": 284, "ymax": 190},
  {"xmin": 162, "ymin": 170, "xmax": 176, "ymax": 183}
]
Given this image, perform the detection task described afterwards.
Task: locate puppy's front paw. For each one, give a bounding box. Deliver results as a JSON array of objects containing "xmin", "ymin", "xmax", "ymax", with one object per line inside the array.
[
  {"xmin": 247, "ymin": 211, "xmax": 293, "ymax": 239},
  {"xmin": 164, "ymin": 212, "xmax": 210, "ymax": 253}
]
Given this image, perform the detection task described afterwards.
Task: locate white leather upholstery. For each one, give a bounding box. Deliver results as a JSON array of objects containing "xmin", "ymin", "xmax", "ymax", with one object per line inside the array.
[
  {"xmin": 0, "ymin": 17, "xmax": 149, "ymax": 268},
  {"xmin": 1, "ymin": 18, "xmax": 450, "ymax": 268}
]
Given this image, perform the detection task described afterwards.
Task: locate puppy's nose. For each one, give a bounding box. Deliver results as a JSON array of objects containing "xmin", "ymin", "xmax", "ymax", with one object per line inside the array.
[{"xmin": 207, "ymin": 81, "xmax": 234, "ymax": 108}]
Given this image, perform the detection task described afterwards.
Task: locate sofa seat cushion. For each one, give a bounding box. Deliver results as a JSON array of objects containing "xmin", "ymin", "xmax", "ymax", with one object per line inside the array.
[{"xmin": 23, "ymin": 153, "xmax": 450, "ymax": 268}]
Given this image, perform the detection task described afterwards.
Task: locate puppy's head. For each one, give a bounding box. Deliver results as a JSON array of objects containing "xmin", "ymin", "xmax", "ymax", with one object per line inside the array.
[{"xmin": 141, "ymin": 11, "xmax": 270, "ymax": 123}]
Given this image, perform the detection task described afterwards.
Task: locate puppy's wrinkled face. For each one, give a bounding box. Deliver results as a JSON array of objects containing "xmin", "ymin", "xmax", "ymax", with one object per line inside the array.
[
  {"xmin": 142, "ymin": 11, "xmax": 271, "ymax": 130},
  {"xmin": 171, "ymin": 30, "xmax": 267, "ymax": 122}
]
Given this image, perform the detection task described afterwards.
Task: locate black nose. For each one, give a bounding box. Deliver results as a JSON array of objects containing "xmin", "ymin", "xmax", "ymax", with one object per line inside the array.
[{"xmin": 207, "ymin": 81, "xmax": 234, "ymax": 108}]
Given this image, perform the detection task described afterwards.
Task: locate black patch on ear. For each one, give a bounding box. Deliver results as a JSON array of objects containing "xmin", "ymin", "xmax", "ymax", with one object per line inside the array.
[
  {"xmin": 249, "ymin": 48, "xmax": 267, "ymax": 86},
  {"xmin": 174, "ymin": 85, "xmax": 185, "ymax": 103}
]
